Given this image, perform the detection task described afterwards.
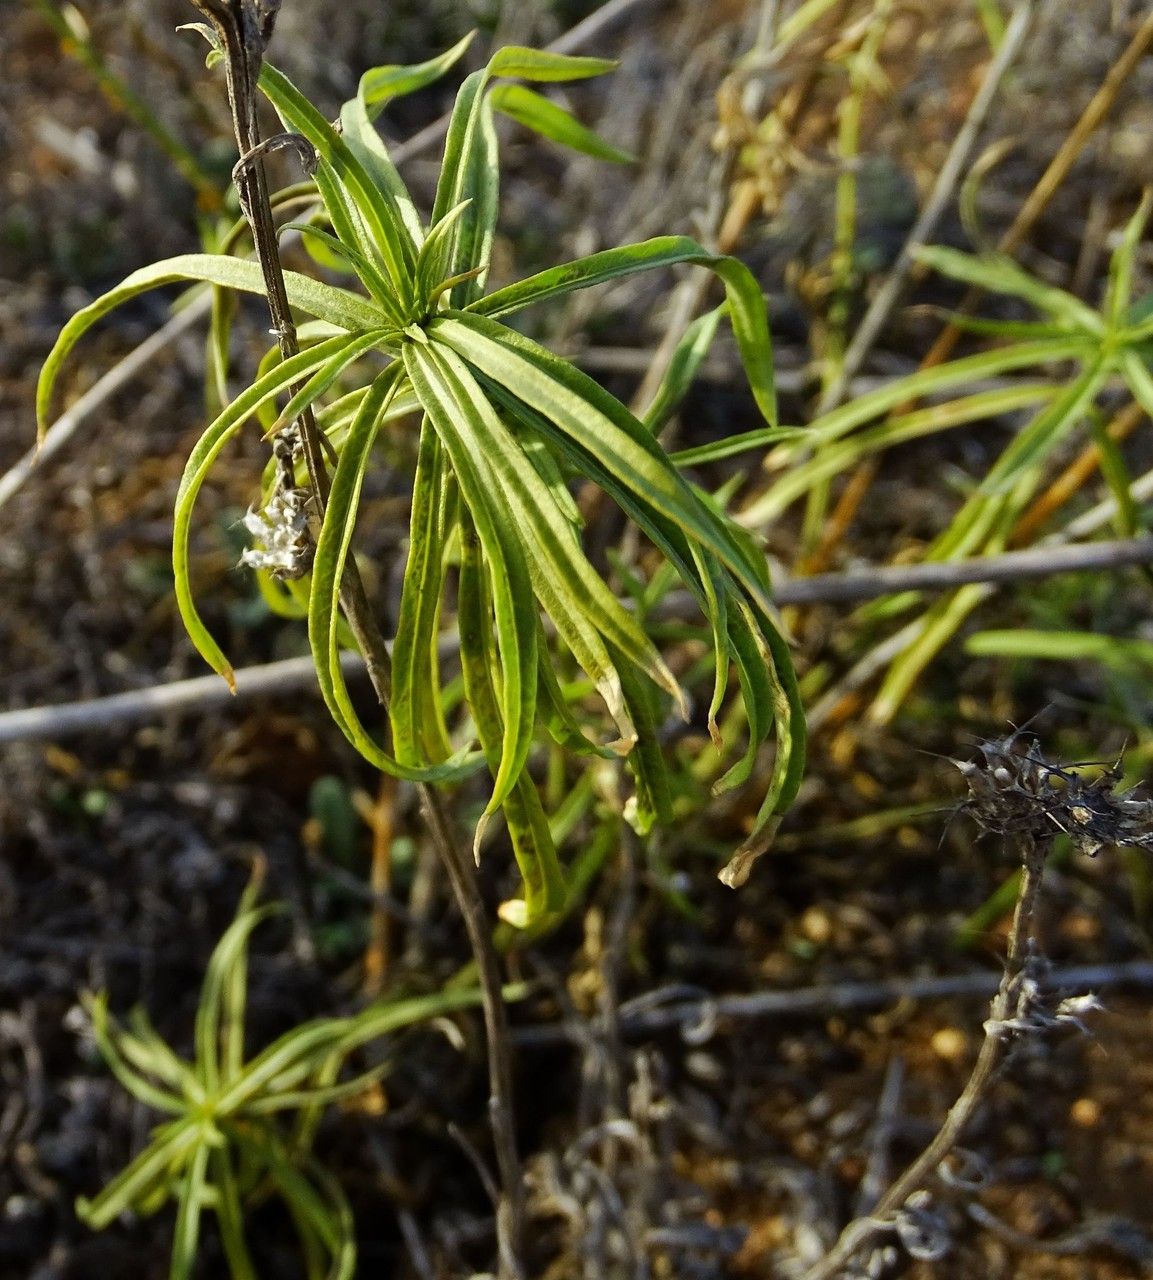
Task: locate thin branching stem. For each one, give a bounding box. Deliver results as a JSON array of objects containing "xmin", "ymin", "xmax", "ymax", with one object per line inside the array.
[{"xmin": 185, "ymin": 4, "xmax": 525, "ymax": 1274}]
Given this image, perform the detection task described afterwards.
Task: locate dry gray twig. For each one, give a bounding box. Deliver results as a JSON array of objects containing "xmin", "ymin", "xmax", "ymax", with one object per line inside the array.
[
  {"xmin": 511, "ymin": 958, "xmax": 1153, "ymax": 1048},
  {"xmin": 4, "ymin": 537, "xmax": 1151, "ymax": 747}
]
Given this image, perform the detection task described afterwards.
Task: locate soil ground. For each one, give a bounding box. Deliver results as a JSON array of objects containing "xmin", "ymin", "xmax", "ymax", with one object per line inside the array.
[{"xmin": 2, "ymin": 2, "xmax": 1153, "ymax": 1278}]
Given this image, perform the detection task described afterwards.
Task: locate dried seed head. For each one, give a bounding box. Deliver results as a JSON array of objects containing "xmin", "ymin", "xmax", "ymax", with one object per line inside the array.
[{"xmin": 952, "ymin": 731, "xmax": 1153, "ymax": 857}]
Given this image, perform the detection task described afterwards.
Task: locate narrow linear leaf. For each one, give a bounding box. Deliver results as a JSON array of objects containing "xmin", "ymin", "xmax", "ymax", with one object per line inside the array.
[
  {"xmin": 490, "ymin": 84, "xmax": 634, "ymax": 163},
  {"xmin": 459, "ymin": 513, "xmax": 567, "ymax": 913},
  {"xmin": 37, "ymin": 255, "xmax": 390, "ymax": 436},
  {"xmin": 174, "ymin": 334, "xmax": 370, "ymax": 687},
  {"xmin": 404, "ymin": 343, "xmax": 538, "ymax": 813},
  {"xmin": 434, "ymin": 312, "xmax": 775, "ymax": 607},
  {"xmin": 360, "ymin": 32, "xmax": 476, "ymax": 112},
  {"xmin": 487, "ymin": 47, "xmax": 618, "ymax": 82},
  {"xmin": 170, "ymin": 1141, "xmax": 211, "ymax": 1280},
  {"xmin": 468, "ymin": 237, "xmax": 776, "ymax": 426},
  {"xmin": 259, "ymin": 62, "xmax": 419, "ymax": 301},
  {"xmin": 307, "ymin": 367, "xmax": 485, "ymax": 783},
  {"xmin": 77, "ymin": 1119, "xmax": 199, "ymax": 1229},
  {"xmin": 425, "ymin": 335, "xmax": 685, "ymax": 716},
  {"xmin": 643, "ymin": 305, "xmax": 723, "ymax": 432},
  {"xmin": 390, "ymin": 420, "xmax": 456, "ymax": 767},
  {"xmin": 913, "ymin": 245, "xmax": 1104, "ymax": 334},
  {"xmin": 430, "ymin": 71, "xmax": 499, "ymax": 303}
]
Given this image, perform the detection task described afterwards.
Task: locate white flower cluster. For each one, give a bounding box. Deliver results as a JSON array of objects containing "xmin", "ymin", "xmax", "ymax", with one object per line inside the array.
[{"xmin": 239, "ymin": 487, "xmax": 313, "ymax": 579}]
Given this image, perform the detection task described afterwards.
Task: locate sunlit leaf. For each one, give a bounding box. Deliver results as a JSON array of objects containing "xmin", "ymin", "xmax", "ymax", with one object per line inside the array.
[{"xmin": 490, "ymin": 83, "xmax": 634, "ymax": 163}]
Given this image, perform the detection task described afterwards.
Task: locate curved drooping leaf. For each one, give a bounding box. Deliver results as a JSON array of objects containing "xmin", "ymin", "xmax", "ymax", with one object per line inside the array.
[
  {"xmin": 359, "ymin": 32, "xmax": 476, "ymax": 114},
  {"xmin": 307, "ymin": 366, "xmax": 485, "ymax": 783},
  {"xmin": 424, "ymin": 336, "xmax": 684, "ymax": 719},
  {"xmin": 403, "ymin": 342, "xmax": 538, "ymax": 813},
  {"xmin": 433, "ymin": 312, "xmax": 776, "ymax": 602},
  {"xmin": 489, "ymin": 83, "xmax": 634, "ymax": 163},
  {"xmin": 173, "ymin": 333, "xmax": 386, "ymax": 688},
  {"xmin": 458, "ymin": 512, "xmax": 567, "ymax": 919},
  {"xmin": 390, "ymin": 421, "xmax": 456, "ymax": 768},
  {"xmin": 37, "ymin": 255, "xmax": 391, "ymax": 436},
  {"xmin": 468, "ymin": 236, "xmax": 777, "ymax": 427},
  {"xmin": 433, "ymin": 311, "xmax": 806, "ymax": 855}
]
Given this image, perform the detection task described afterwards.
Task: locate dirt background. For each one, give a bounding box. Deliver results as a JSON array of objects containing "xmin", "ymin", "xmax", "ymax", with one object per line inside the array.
[{"xmin": 2, "ymin": 1, "xmax": 1153, "ymax": 1277}]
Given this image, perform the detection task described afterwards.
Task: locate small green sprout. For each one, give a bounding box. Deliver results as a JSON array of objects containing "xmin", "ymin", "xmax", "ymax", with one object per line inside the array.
[{"xmin": 77, "ymin": 878, "xmax": 486, "ymax": 1280}]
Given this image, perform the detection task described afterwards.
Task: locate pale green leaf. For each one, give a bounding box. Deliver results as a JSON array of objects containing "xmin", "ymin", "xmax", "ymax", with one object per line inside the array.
[
  {"xmin": 77, "ymin": 1118, "xmax": 199, "ymax": 1228},
  {"xmin": 430, "ymin": 71, "xmax": 499, "ymax": 303},
  {"xmin": 643, "ymin": 305, "xmax": 723, "ymax": 432},
  {"xmin": 174, "ymin": 333, "xmax": 374, "ymax": 687},
  {"xmin": 359, "ymin": 32, "xmax": 476, "ymax": 112},
  {"xmin": 425, "ymin": 336, "xmax": 684, "ymax": 717},
  {"xmin": 259, "ymin": 62, "xmax": 419, "ymax": 302},
  {"xmin": 487, "ymin": 47, "xmax": 618, "ymax": 82},
  {"xmin": 469, "ymin": 236, "xmax": 777, "ymax": 427},
  {"xmin": 390, "ymin": 421, "xmax": 456, "ymax": 767},
  {"xmin": 306, "ymin": 367, "xmax": 486, "ymax": 782},
  {"xmin": 458, "ymin": 513, "xmax": 567, "ymax": 914},
  {"xmin": 490, "ymin": 84, "xmax": 634, "ymax": 163},
  {"xmin": 37, "ymin": 255, "xmax": 391, "ymax": 436},
  {"xmin": 403, "ymin": 343, "xmax": 538, "ymax": 813},
  {"xmin": 913, "ymin": 245, "xmax": 1104, "ymax": 334},
  {"xmin": 170, "ymin": 1141, "xmax": 210, "ymax": 1280}
]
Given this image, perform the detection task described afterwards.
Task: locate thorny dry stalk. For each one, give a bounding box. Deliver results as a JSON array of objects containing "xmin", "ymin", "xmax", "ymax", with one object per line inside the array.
[
  {"xmin": 184, "ymin": 3, "xmax": 526, "ymax": 1275},
  {"xmin": 802, "ymin": 835, "xmax": 1048, "ymax": 1280},
  {"xmin": 802, "ymin": 733, "xmax": 1153, "ymax": 1280}
]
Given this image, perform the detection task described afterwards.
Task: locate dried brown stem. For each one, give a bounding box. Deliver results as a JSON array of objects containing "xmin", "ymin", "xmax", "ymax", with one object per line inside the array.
[
  {"xmin": 800, "ymin": 831, "xmax": 1052, "ymax": 1280},
  {"xmin": 917, "ymin": 3, "xmax": 1153, "ymax": 377}
]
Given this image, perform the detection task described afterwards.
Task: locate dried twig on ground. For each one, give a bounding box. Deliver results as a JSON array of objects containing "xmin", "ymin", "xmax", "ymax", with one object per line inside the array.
[
  {"xmin": 4, "ymin": 537, "xmax": 1151, "ymax": 746},
  {"xmin": 511, "ymin": 959, "xmax": 1153, "ymax": 1048}
]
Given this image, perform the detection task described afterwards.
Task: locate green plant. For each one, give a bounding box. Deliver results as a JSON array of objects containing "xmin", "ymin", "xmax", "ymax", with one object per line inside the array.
[
  {"xmin": 741, "ymin": 194, "xmax": 1153, "ymax": 725},
  {"xmin": 79, "ymin": 877, "xmax": 488, "ymax": 1280},
  {"xmin": 37, "ymin": 9, "xmax": 808, "ymax": 1275},
  {"xmin": 38, "ymin": 27, "xmax": 805, "ymax": 915}
]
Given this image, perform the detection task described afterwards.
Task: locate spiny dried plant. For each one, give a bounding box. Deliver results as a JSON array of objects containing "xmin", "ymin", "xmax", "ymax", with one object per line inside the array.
[{"xmin": 954, "ymin": 729, "xmax": 1153, "ymax": 857}]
